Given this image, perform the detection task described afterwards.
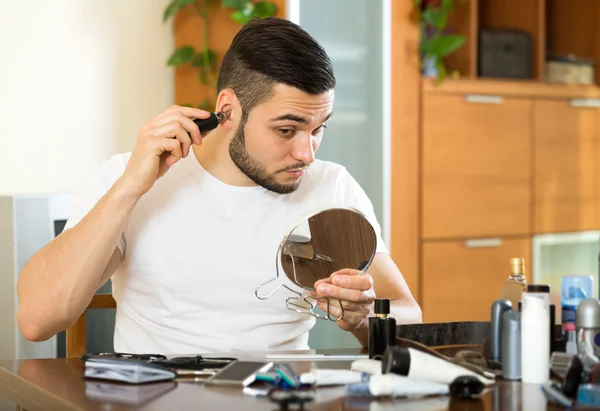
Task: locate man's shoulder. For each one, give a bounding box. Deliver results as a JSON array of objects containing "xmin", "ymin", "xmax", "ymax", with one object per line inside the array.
[
  {"xmin": 78, "ymin": 152, "xmax": 132, "ymax": 192},
  {"xmin": 101, "ymin": 152, "xmax": 132, "ymax": 169},
  {"xmin": 305, "ymin": 159, "xmax": 349, "ymax": 184},
  {"xmin": 93, "ymin": 152, "xmax": 132, "ymax": 178}
]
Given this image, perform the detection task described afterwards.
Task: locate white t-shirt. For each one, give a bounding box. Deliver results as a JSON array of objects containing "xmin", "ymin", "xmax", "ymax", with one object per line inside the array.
[{"xmin": 64, "ymin": 152, "xmax": 387, "ymax": 354}]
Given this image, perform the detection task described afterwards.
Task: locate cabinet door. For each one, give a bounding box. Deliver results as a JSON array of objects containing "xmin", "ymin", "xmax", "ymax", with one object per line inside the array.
[
  {"xmin": 534, "ymin": 99, "xmax": 600, "ymax": 233},
  {"xmin": 422, "ymin": 237, "xmax": 531, "ymax": 323},
  {"xmin": 422, "ymin": 94, "xmax": 532, "ymax": 240}
]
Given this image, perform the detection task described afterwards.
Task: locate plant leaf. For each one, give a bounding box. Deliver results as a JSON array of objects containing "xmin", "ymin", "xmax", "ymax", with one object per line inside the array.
[
  {"xmin": 252, "ymin": 2, "xmax": 277, "ymax": 18},
  {"xmin": 192, "ymin": 49, "xmax": 217, "ymax": 68},
  {"xmin": 423, "ymin": 7, "xmax": 446, "ymax": 29},
  {"xmin": 230, "ymin": 10, "xmax": 249, "ymax": 23},
  {"xmin": 198, "ymin": 67, "xmax": 208, "ymax": 84},
  {"xmin": 429, "ymin": 35, "xmax": 465, "ymax": 57},
  {"xmin": 163, "ymin": 0, "xmax": 196, "ymax": 22},
  {"xmin": 442, "ymin": 0, "xmax": 454, "ymax": 9},
  {"xmin": 420, "ymin": 37, "xmax": 432, "ymax": 55},
  {"xmin": 230, "ymin": 3, "xmax": 254, "ymax": 24},
  {"xmin": 192, "ymin": 53, "xmax": 204, "ymax": 67},
  {"xmin": 435, "ymin": 59, "xmax": 447, "ymax": 84},
  {"xmin": 167, "ymin": 46, "xmax": 196, "ymax": 65},
  {"xmin": 222, "ymin": 0, "xmax": 248, "ymax": 8}
]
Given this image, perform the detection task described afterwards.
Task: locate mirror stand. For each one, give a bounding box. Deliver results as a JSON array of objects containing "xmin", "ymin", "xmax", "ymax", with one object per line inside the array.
[{"xmin": 254, "ymin": 240, "xmax": 344, "ymax": 322}]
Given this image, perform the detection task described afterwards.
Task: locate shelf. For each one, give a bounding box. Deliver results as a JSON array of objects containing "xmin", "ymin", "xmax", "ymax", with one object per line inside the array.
[
  {"xmin": 478, "ymin": 0, "xmax": 544, "ymax": 80},
  {"xmin": 546, "ymin": 0, "xmax": 600, "ymax": 85},
  {"xmin": 443, "ymin": 0, "xmax": 478, "ymax": 77},
  {"xmin": 422, "ymin": 77, "xmax": 600, "ymax": 99},
  {"xmin": 440, "ymin": 0, "xmax": 599, "ymax": 84}
]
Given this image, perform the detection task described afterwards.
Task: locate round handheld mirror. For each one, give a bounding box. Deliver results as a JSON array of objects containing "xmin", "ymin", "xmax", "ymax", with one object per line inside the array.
[{"xmin": 255, "ymin": 207, "xmax": 377, "ymax": 321}]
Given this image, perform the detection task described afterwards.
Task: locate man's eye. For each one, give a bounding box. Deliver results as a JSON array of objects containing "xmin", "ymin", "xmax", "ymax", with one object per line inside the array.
[
  {"xmin": 313, "ymin": 124, "xmax": 327, "ymax": 134},
  {"xmin": 277, "ymin": 128, "xmax": 295, "ymax": 137}
]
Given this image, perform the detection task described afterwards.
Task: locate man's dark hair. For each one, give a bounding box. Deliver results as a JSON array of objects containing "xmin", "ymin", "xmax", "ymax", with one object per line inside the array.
[{"xmin": 217, "ymin": 17, "xmax": 336, "ymax": 119}]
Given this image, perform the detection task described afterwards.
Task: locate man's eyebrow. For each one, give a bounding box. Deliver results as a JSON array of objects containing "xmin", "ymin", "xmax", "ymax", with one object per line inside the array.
[
  {"xmin": 270, "ymin": 112, "xmax": 334, "ymax": 124},
  {"xmin": 270, "ymin": 114, "xmax": 309, "ymax": 124}
]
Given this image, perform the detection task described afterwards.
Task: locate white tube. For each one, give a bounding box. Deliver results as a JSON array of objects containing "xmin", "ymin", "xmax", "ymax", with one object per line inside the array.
[
  {"xmin": 521, "ymin": 292, "xmax": 550, "ymax": 384},
  {"xmin": 298, "ymin": 369, "xmax": 365, "ymax": 386},
  {"xmin": 350, "ymin": 359, "xmax": 382, "ymax": 375},
  {"xmin": 403, "ymin": 348, "xmax": 495, "ymax": 385},
  {"xmin": 369, "ymin": 374, "xmax": 449, "ymax": 397}
]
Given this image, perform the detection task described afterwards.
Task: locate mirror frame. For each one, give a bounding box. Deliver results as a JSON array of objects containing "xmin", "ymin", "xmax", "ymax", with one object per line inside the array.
[{"xmin": 255, "ymin": 206, "xmax": 377, "ymax": 322}]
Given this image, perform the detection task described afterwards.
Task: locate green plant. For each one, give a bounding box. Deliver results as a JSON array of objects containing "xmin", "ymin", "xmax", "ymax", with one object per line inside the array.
[
  {"xmin": 415, "ymin": 0, "xmax": 465, "ymax": 83},
  {"xmin": 163, "ymin": 0, "xmax": 278, "ymax": 109}
]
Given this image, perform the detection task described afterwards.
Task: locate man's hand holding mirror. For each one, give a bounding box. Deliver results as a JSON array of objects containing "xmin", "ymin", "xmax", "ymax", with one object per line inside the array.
[{"xmin": 311, "ymin": 268, "xmax": 376, "ymax": 331}]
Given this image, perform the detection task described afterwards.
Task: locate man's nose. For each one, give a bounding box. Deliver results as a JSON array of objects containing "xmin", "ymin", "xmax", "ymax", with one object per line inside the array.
[{"xmin": 293, "ymin": 134, "xmax": 315, "ymax": 164}]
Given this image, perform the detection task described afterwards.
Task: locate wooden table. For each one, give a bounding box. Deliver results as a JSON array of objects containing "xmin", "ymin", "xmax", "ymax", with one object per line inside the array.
[{"xmin": 0, "ymin": 349, "xmax": 562, "ymax": 410}]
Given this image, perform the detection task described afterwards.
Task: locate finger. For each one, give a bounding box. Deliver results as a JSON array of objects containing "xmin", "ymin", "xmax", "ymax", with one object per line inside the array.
[
  {"xmin": 311, "ymin": 295, "xmax": 341, "ymax": 308},
  {"xmin": 315, "ymin": 297, "xmax": 368, "ymax": 313},
  {"xmin": 315, "ymin": 300, "xmax": 364, "ymax": 329},
  {"xmin": 331, "ymin": 268, "xmax": 362, "ymax": 278},
  {"xmin": 162, "ymin": 105, "xmax": 211, "ymax": 120},
  {"xmin": 310, "ymin": 279, "xmax": 331, "ymax": 299},
  {"xmin": 313, "ymin": 277, "xmax": 332, "ymax": 289},
  {"xmin": 316, "ymin": 299, "xmax": 342, "ymax": 316},
  {"xmin": 331, "ymin": 274, "xmax": 374, "ymax": 291},
  {"xmin": 153, "ymin": 112, "xmax": 202, "ymax": 146},
  {"xmin": 156, "ymin": 138, "xmax": 182, "ymax": 168},
  {"xmin": 175, "ymin": 125, "xmax": 192, "ymax": 158},
  {"xmin": 151, "ymin": 121, "xmax": 192, "ymax": 155},
  {"xmin": 315, "ymin": 283, "xmax": 374, "ymax": 303}
]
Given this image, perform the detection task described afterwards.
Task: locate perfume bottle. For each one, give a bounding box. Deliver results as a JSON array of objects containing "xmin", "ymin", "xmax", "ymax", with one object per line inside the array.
[
  {"xmin": 368, "ymin": 298, "xmax": 396, "ymax": 359},
  {"xmin": 497, "ymin": 257, "xmax": 528, "ymax": 310}
]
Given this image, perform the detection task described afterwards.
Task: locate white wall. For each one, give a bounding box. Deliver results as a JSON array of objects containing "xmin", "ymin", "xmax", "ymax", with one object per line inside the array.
[{"xmin": 0, "ymin": 0, "xmax": 175, "ymax": 195}]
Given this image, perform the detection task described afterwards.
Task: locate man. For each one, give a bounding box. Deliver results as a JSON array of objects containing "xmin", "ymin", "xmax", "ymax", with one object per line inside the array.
[{"xmin": 17, "ymin": 17, "xmax": 421, "ymax": 354}]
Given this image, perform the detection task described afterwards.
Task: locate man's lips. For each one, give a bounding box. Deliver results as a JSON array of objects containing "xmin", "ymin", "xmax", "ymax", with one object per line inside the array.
[{"xmin": 286, "ymin": 169, "xmax": 305, "ymax": 177}]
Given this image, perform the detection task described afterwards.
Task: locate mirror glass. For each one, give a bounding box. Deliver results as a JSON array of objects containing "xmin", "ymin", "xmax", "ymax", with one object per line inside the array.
[
  {"xmin": 281, "ymin": 207, "xmax": 377, "ymax": 290},
  {"xmin": 255, "ymin": 206, "xmax": 377, "ymax": 321}
]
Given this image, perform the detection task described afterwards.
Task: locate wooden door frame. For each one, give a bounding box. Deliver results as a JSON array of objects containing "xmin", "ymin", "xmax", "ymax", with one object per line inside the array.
[{"xmin": 390, "ymin": 0, "xmax": 422, "ymax": 302}]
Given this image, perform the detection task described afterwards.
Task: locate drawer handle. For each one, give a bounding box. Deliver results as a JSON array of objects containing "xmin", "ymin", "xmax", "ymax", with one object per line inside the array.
[
  {"xmin": 465, "ymin": 95, "xmax": 504, "ymax": 104},
  {"xmin": 464, "ymin": 238, "xmax": 503, "ymax": 248},
  {"xmin": 570, "ymin": 98, "xmax": 600, "ymax": 108}
]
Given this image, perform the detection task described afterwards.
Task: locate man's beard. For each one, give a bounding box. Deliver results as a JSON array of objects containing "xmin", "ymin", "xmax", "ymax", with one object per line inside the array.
[{"xmin": 228, "ymin": 122, "xmax": 308, "ymax": 195}]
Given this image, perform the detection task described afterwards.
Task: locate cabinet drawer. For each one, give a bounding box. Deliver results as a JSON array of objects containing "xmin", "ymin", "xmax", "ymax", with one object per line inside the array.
[
  {"xmin": 421, "ymin": 237, "xmax": 531, "ymax": 323},
  {"xmin": 534, "ymin": 99, "xmax": 600, "ymax": 233},
  {"xmin": 422, "ymin": 94, "xmax": 531, "ymax": 239}
]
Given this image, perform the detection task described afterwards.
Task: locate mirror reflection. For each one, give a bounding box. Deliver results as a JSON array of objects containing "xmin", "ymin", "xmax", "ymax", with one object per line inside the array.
[
  {"xmin": 255, "ymin": 206, "xmax": 377, "ymax": 321},
  {"xmin": 281, "ymin": 207, "xmax": 377, "ymax": 290}
]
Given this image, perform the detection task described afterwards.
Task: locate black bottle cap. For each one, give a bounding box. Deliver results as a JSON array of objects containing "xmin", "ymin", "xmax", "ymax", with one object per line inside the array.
[
  {"xmin": 527, "ymin": 284, "xmax": 550, "ymax": 293},
  {"xmin": 374, "ymin": 298, "xmax": 391, "ymax": 315},
  {"xmin": 381, "ymin": 346, "xmax": 411, "ymax": 375}
]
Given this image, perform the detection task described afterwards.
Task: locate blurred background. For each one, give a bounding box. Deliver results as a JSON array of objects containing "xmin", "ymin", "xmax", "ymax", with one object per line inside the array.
[{"xmin": 1, "ymin": 0, "xmax": 599, "ymax": 362}]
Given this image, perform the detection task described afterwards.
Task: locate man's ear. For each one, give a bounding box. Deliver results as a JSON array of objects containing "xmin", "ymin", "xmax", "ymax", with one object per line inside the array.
[{"xmin": 215, "ymin": 89, "xmax": 239, "ymax": 131}]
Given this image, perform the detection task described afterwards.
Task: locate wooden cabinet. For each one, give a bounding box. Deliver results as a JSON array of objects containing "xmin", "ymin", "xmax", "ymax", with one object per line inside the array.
[
  {"xmin": 390, "ymin": 0, "xmax": 600, "ymax": 323},
  {"xmin": 533, "ymin": 99, "xmax": 600, "ymax": 233},
  {"xmin": 422, "ymin": 237, "xmax": 531, "ymax": 323},
  {"xmin": 422, "ymin": 94, "xmax": 532, "ymax": 240}
]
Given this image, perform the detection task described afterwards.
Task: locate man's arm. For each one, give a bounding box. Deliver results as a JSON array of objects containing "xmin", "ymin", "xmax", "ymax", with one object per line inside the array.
[
  {"xmin": 16, "ymin": 184, "xmax": 135, "ymax": 342},
  {"xmin": 16, "ymin": 105, "xmax": 210, "ymax": 342},
  {"xmin": 350, "ymin": 253, "xmax": 423, "ymax": 347}
]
